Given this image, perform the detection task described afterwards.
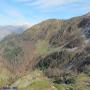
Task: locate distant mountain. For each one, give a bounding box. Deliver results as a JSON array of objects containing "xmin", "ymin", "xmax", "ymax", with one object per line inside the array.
[
  {"xmin": 0, "ymin": 13, "xmax": 90, "ymax": 90},
  {"xmin": 0, "ymin": 25, "xmax": 29, "ymax": 40}
]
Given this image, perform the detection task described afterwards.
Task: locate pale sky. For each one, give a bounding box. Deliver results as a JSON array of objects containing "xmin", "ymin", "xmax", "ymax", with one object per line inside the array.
[{"xmin": 0, "ymin": 0, "xmax": 90, "ymax": 25}]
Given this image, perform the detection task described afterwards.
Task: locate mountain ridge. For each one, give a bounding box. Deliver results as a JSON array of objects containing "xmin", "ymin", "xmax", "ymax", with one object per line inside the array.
[
  {"xmin": 0, "ymin": 25, "xmax": 29, "ymax": 40},
  {"xmin": 0, "ymin": 13, "xmax": 90, "ymax": 90}
]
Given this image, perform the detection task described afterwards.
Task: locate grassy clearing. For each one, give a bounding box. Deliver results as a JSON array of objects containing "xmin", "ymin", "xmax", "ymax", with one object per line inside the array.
[
  {"xmin": 30, "ymin": 80, "xmax": 51, "ymax": 89},
  {"xmin": 11, "ymin": 69, "xmax": 57, "ymax": 90},
  {"xmin": 54, "ymin": 84, "xmax": 65, "ymax": 90},
  {"xmin": 53, "ymin": 73, "xmax": 90, "ymax": 90},
  {"xmin": 11, "ymin": 70, "xmax": 51, "ymax": 89},
  {"xmin": 75, "ymin": 73, "xmax": 90, "ymax": 90},
  {"xmin": 0, "ymin": 68, "xmax": 14, "ymax": 87}
]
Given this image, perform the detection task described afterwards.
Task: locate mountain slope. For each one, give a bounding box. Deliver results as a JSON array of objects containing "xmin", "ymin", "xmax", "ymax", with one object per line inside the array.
[
  {"xmin": 0, "ymin": 13, "xmax": 90, "ymax": 74},
  {"xmin": 0, "ymin": 13, "xmax": 90, "ymax": 90}
]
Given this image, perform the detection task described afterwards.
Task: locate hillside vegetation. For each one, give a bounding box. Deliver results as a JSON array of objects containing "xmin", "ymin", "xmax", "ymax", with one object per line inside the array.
[{"xmin": 0, "ymin": 13, "xmax": 90, "ymax": 90}]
